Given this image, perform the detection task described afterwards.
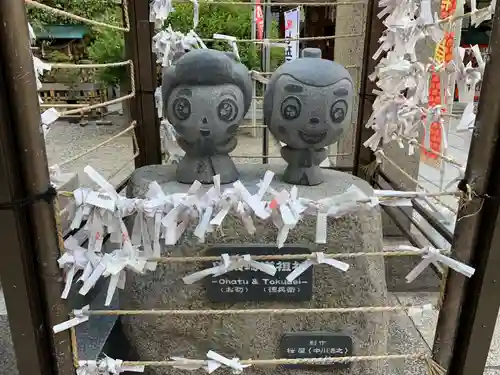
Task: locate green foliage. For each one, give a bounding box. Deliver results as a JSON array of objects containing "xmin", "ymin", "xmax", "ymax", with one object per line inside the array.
[
  {"xmin": 27, "ymin": 0, "xmax": 284, "ymax": 86},
  {"xmin": 27, "ymin": 0, "xmax": 116, "ymax": 27},
  {"xmin": 167, "ymin": 3, "xmax": 284, "ymax": 70},
  {"xmin": 86, "ymin": 9, "xmax": 127, "ymax": 86}
]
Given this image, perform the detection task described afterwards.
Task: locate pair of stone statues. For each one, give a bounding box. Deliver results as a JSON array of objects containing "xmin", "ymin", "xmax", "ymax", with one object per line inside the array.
[{"xmin": 162, "ymin": 47, "xmax": 354, "ymax": 186}]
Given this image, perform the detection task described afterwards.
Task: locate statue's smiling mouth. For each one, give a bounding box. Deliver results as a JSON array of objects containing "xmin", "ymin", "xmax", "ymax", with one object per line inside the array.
[{"xmin": 298, "ymin": 130, "xmax": 327, "ymax": 144}]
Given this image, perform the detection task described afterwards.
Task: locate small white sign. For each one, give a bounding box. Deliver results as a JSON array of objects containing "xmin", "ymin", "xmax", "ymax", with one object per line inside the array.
[{"xmin": 284, "ymin": 8, "xmax": 300, "ymax": 62}]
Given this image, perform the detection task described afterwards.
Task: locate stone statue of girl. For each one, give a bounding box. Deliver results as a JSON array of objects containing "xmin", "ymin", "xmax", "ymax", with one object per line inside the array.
[
  {"xmin": 264, "ymin": 48, "xmax": 354, "ymax": 186},
  {"xmin": 162, "ymin": 49, "xmax": 252, "ymax": 184}
]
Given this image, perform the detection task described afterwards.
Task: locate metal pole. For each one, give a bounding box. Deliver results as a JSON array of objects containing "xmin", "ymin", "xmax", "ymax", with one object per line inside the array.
[
  {"xmin": 432, "ymin": 1, "xmax": 500, "ymax": 372},
  {"xmin": 126, "ymin": 0, "xmax": 162, "ymax": 168},
  {"xmin": 0, "ymin": 1, "xmax": 74, "ymax": 374},
  {"xmin": 352, "ymin": 0, "xmax": 381, "ymax": 179},
  {"xmin": 261, "ymin": 1, "xmax": 272, "ymax": 164},
  {"xmin": 251, "ymin": 5, "xmax": 258, "ymax": 138}
]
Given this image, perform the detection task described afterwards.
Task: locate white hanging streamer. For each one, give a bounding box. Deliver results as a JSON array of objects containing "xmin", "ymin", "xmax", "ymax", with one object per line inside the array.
[
  {"xmin": 171, "ymin": 351, "xmax": 250, "ymax": 374},
  {"xmin": 149, "ymin": 0, "xmax": 174, "ymax": 28},
  {"xmin": 160, "ymin": 120, "xmax": 185, "ymax": 164},
  {"xmin": 213, "ymin": 34, "xmax": 241, "ymax": 61},
  {"xmin": 286, "ymin": 252, "xmax": 350, "ymax": 282},
  {"xmin": 182, "ymin": 253, "xmax": 276, "ymax": 284},
  {"xmin": 313, "ymin": 185, "xmax": 370, "ymax": 244},
  {"xmin": 77, "ymin": 356, "xmax": 145, "ymax": 374},
  {"xmin": 58, "ymin": 236, "xmax": 92, "ymax": 299},
  {"xmin": 191, "ymin": 0, "xmax": 200, "ymax": 29},
  {"xmin": 53, "ymin": 305, "xmax": 90, "ymax": 333},
  {"xmin": 62, "ymin": 165, "xmax": 475, "ymax": 250},
  {"xmin": 398, "ymin": 245, "xmax": 475, "ymax": 282},
  {"xmin": 470, "ymin": 0, "xmax": 497, "ymax": 27},
  {"xmin": 152, "ymin": 27, "xmax": 206, "ymax": 67},
  {"xmin": 364, "ymin": 0, "xmax": 490, "ymax": 152}
]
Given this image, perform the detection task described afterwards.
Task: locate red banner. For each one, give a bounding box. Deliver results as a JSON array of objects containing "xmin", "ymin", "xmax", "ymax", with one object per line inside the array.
[
  {"xmin": 421, "ymin": 0, "xmax": 456, "ymax": 166},
  {"xmin": 255, "ymin": 0, "xmax": 264, "ymax": 40}
]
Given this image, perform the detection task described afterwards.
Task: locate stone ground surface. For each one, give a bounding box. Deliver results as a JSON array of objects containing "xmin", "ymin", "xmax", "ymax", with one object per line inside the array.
[{"xmin": 0, "ymin": 109, "xmax": 496, "ymax": 374}]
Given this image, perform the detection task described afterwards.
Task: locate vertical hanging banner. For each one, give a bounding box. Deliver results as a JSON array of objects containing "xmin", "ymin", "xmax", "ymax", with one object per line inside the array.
[
  {"xmin": 421, "ymin": 0, "xmax": 457, "ymax": 167},
  {"xmin": 255, "ymin": 0, "xmax": 264, "ymax": 40},
  {"xmin": 284, "ymin": 8, "xmax": 300, "ymax": 62}
]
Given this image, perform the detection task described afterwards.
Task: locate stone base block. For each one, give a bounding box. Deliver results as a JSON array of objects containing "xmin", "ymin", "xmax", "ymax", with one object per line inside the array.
[{"xmin": 121, "ymin": 164, "xmax": 392, "ymax": 375}]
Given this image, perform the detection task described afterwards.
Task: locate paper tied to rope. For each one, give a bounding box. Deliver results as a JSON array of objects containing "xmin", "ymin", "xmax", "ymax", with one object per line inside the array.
[
  {"xmin": 286, "ymin": 252, "xmax": 349, "ymax": 282},
  {"xmin": 373, "ymin": 189, "xmax": 418, "ymax": 207},
  {"xmin": 457, "ymin": 102, "xmax": 476, "ymax": 132},
  {"xmin": 82, "ymin": 166, "xmax": 136, "ymax": 252},
  {"xmin": 233, "ymin": 171, "xmax": 273, "ymax": 222},
  {"xmin": 77, "ymin": 356, "xmax": 145, "ymax": 375},
  {"xmin": 160, "ymin": 180, "xmax": 204, "ymax": 245},
  {"xmin": 131, "ymin": 181, "xmax": 169, "ymax": 270},
  {"xmin": 402, "ymin": 245, "xmax": 475, "ymax": 283},
  {"xmin": 249, "ymin": 70, "xmax": 269, "ymax": 85},
  {"xmin": 28, "ymin": 23, "xmax": 36, "ymax": 43},
  {"xmin": 372, "ymin": 52, "xmax": 427, "ymax": 96},
  {"xmin": 153, "ymin": 27, "xmax": 205, "ymax": 67},
  {"xmin": 423, "ymin": 105, "xmax": 448, "ymax": 152},
  {"xmin": 182, "ymin": 253, "xmax": 277, "ymax": 284},
  {"xmin": 268, "ymin": 184, "xmax": 306, "ymax": 248},
  {"xmin": 32, "ymin": 56, "xmax": 51, "ymax": 91},
  {"xmin": 470, "ymin": 0, "xmax": 497, "ymax": 27},
  {"xmin": 149, "ymin": 0, "xmax": 174, "ymax": 27},
  {"xmin": 78, "ymin": 247, "xmax": 148, "ymax": 306},
  {"xmin": 172, "ymin": 351, "xmax": 250, "ymax": 374},
  {"xmin": 53, "ymin": 305, "xmax": 90, "ymax": 334},
  {"xmin": 40, "ymin": 107, "xmax": 60, "ymax": 137},
  {"xmin": 154, "ymin": 87, "xmax": 163, "ymax": 119},
  {"xmin": 314, "ymin": 185, "xmax": 369, "ymax": 244},
  {"xmin": 58, "ymin": 236, "xmax": 93, "ymax": 299},
  {"xmin": 191, "ymin": 0, "xmax": 200, "ymax": 29},
  {"xmin": 363, "ymin": 95, "xmax": 421, "ymax": 151},
  {"xmin": 160, "ymin": 120, "xmax": 185, "ymax": 164},
  {"xmin": 213, "ymin": 34, "xmax": 241, "ymax": 61}
]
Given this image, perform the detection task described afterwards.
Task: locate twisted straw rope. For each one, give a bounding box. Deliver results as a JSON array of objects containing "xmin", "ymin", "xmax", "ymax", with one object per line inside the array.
[
  {"xmin": 145, "ymin": 249, "xmax": 448, "ymax": 263},
  {"xmin": 399, "ymin": 134, "xmax": 464, "ymax": 169},
  {"xmin": 83, "ymin": 304, "xmax": 432, "ymax": 316},
  {"xmin": 56, "ymin": 61, "xmax": 135, "ymax": 116},
  {"xmin": 56, "ymin": 121, "xmax": 136, "ymax": 168},
  {"xmin": 172, "ymin": 0, "xmax": 367, "ymax": 5},
  {"xmin": 25, "ymin": 0, "xmax": 130, "ymax": 31},
  {"xmin": 119, "ymin": 353, "xmax": 428, "ymax": 367},
  {"xmin": 376, "ymin": 150, "xmax": 459, "ymax": 213},
  {"xmin": 204, "ymin": 33, "xmax": 363, "ymax": 43}
]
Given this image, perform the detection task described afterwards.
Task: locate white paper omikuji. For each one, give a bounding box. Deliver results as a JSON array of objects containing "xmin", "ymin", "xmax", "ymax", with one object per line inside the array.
[
  {"xmin": 63, "ymin": 165, "xmax": 476, "ymax": 250},
  {"xmin": 77, "ymin": 356, "xmax": 144, "ymax": 374},
  {"xmin": 363, "ymin": 0, "xmax": 490, "ymax": 153},
  {"xmin": 182, "ymin": 253, "xmax": 276, "ymax": 284}
]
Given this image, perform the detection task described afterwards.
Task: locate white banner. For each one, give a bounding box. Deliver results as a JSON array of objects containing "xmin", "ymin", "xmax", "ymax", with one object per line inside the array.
[{"xmin": 284, "ymin": 8, "xmax": 300, "ymax": 62}]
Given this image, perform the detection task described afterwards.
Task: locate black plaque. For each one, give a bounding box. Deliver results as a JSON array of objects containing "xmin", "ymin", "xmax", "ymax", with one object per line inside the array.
[
  {"xmin": 205, "ymin": 245, "xmax": 313, "ymax": 302},
  {"xmin": 279, "ymin": 332, "xmax": 353, "ymax": 370}
]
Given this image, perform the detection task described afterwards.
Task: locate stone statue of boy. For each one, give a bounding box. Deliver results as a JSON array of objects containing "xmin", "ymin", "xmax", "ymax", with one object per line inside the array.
[
  {"xmin": 162, "ymin": 49, "xmax": 252, "ymax": 184},
  {"xmin": 264, "ymin": 48, "xmax": 354, "ymax": 185}
]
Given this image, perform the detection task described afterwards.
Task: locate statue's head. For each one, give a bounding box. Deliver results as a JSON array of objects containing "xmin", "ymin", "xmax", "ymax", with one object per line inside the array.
[
  {"xmin": 263, "ymin": 48, "xmax": 354, "ymax": 150},
  {"xmin": 162, "ymin": 49, "xmax": 252, "ymax": 145}
]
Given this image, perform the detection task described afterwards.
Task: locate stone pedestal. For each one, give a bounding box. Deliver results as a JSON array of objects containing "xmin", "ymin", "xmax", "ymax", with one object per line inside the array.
[{"xmin": 122, "ymin": 164, "xmax": 390, "ymax": 375}]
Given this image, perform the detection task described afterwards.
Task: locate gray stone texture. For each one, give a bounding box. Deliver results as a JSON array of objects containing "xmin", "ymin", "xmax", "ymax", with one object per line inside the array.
[
  {"xmin": 162, "ymin": 49, "xmax": 253, "ymax": 184},
  {"xmin": 263, "ymin": 48, "xmax": 354, "ymax": 186},
  {"xmin": 0, "ymin": 316, "xmax": 18, "ymax": 375},
  {"xmin": 122, "ymin": 164, "xmax": 390, "ymax": 375}
]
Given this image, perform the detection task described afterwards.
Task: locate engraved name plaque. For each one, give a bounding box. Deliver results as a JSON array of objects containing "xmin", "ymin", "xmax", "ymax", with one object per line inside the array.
[{"xmin": 279, "ymin": 332, "xmax": 353, "ymax": 370}]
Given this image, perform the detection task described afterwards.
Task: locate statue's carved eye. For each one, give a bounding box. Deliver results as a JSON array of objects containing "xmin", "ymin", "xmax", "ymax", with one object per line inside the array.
[
  {"xmin": 330, "ymin": 99, "xmax": 347, "ymax": 123},
  {"xmin": 217, "ymin": 98, "xmax": 238, "ymax": 122},
  {"xmin": 280, "ymin": 96, "xmax": 301, "ymax": 120},
  {"xmin": 173, "ymin": 97, "xmax": 191, "ymax": 121}
]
